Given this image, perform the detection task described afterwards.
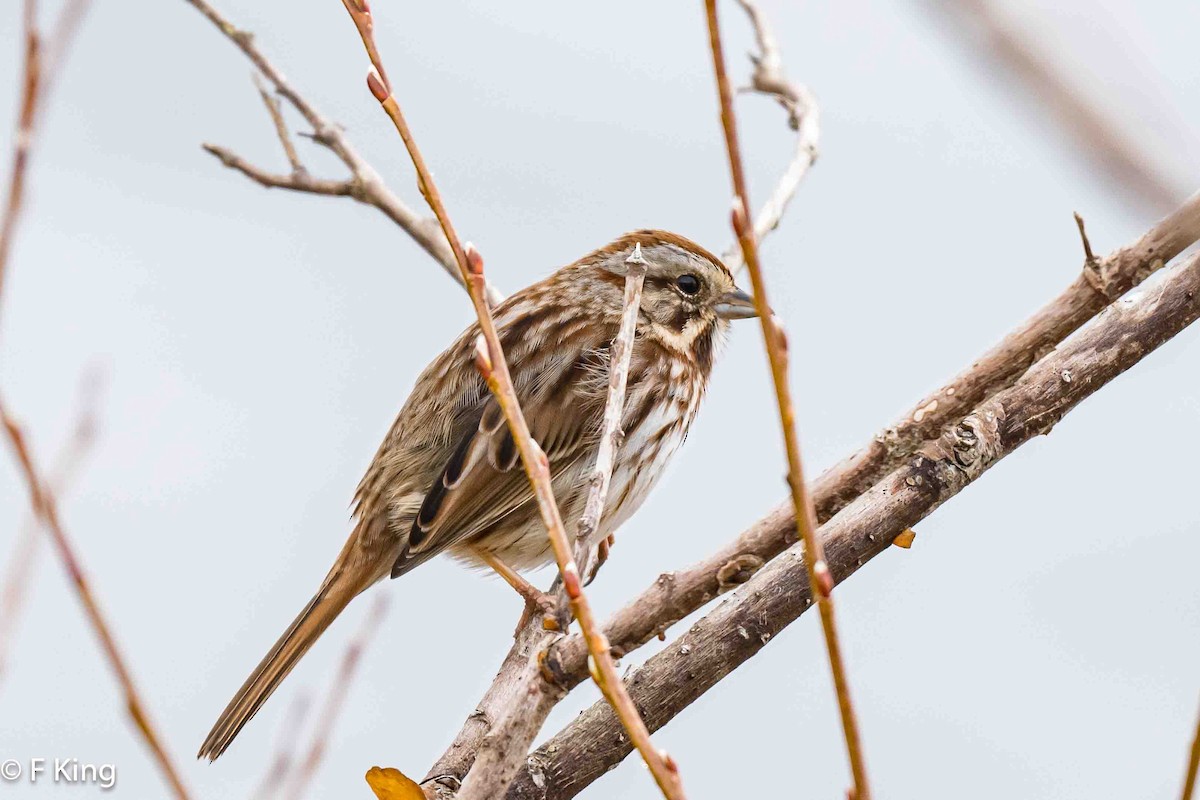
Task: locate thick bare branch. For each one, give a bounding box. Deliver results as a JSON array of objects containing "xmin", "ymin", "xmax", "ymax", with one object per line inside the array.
[
  {"xmin": 509, "ymin": 245, "xmax": 1200, "ymax": 799},
  {"xmin": 705, "ymin": 2, "xmax": 870, "ymax": 796},
  {"xmin": 534, "ymin": 189, "xmax": 1200, "ymax": 700}
]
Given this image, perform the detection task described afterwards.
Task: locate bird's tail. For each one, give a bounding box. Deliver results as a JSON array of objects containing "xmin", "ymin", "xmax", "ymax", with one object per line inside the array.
[{"xmin": 197, "ymin": 570, "xmax": 365, "ymax": 761}]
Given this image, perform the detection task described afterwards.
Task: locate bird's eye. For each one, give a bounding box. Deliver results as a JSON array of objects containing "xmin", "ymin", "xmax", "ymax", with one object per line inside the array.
[{"xmin": 676, "ymin": 274, "xmax": 701, "ymax": 296}]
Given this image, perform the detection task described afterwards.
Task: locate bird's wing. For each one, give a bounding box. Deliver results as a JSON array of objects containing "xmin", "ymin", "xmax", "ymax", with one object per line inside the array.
[{"xmin": 392, "ymin": 379, "xmax": 598, "ymax": 577}]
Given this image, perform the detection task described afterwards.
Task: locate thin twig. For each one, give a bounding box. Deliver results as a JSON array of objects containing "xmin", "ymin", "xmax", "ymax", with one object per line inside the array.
[
  {"xmin": 280, "ymin": 594, "xmax": 390, "ymax": 800},
  {"xmin": 251, "ymin": 691, "xmax": 312, "ymax": 800},
  {"xmin": 183, "ymin": 0, "xmax": 507, "ymax": 304},
  {"xmin": 201, "ymin": 144, "xmax": 356, "ymax": 195},
  {"xmin": 0, "ymin": 400, "xmax": 193, "ymax": 800},
  {"xmin": 720, "ymin": 0, "xmax": 819, "ymax": 273},
  {"xmin": 423, "ymin": 2, "xmax": 811, "ymax": 787},
  {"xmin": 704, "ymin": 2, "xmax": 871, "ymax": 799},
  {"xmin": 336, "ymin": 4, "xmax": 684, "ymax": 797},
  {"xmin": 252, "ymin": 73, "xmax": 307, "ymax": 176},
  {"xmin": 0, "ymin": 366, "xmax": 104, "ymax": 694},
  {"xmin": 0, "ymin": 0, "xmax": 43, "ymax": 331},
  {"xmin": 932, "ymin": 0, "xmax": 1186, "ymax": 216},
  {"xmin": 1182, "ymin": 698, "xmax": 1200, "ymax": 800}
]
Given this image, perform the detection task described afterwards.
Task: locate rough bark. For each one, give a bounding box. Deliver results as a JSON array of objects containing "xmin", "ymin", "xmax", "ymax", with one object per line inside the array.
[
  {"xmin": 505, "ymin": 248, "xmax": 1200, "ymax": 798},
  {"xmin": 547, "ymin": 191, "xmax": 1200, "ymax": 690}
]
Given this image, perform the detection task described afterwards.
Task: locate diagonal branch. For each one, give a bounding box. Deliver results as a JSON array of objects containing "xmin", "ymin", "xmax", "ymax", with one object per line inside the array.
[
  {"xmin": 1183, "ymin": 698, "xmax": 1200, "ymax": 800},
  {"xmin": 0, "ymin": 401, "xmax": 193, "ymax": 800},
  {"xmin": 335, "ymin": 3, "xmax": 684, "ymax": 797},
  {"xmin": 930, "ymin": 0, "xmax": 1188, "ymax": 216},
  {"xmin": 705, "ymin": 2, "xmax": 871, "ymax": 797},
  {"xmin": 508, "ymin": 243, "xmax": 1200, "ymax": 800},
  {"xmin": 536, "ymin": 189, "xmax": 1200, "ymax": 701},
  {"xmin": 0, "ymin": 367, "xmax": 103, "ymax": 695}
]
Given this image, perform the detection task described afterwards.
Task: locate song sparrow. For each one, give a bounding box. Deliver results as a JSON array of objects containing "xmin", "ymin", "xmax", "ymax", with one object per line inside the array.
[{"xmin": 199, "ymin": 230, "xmax": 757, "ymax": 760}]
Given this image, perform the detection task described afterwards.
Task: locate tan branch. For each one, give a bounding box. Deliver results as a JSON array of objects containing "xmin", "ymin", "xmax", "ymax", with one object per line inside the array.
[
  {"xmin": 510, "ymin": 243, "xmax": 1200, "ymax": 799},
  {"xmin": 704, "ymin": 2, "xmax": 871, "ymax": 798},
  {"xmin": 335, "ymin": 3, "xmax": 684, "ymax": 797},
  {"xmin": 0, "ymin": 367, "xmax": 103, "ymax": 694}
]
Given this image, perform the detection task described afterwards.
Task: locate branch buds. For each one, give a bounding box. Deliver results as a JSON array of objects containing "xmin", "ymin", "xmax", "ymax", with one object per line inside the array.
[
  {"xmin": 472, "ymin": 334, "xmax": 491, "ymax": 376},
  {"xmin": 366, "ymin": 70, "xmax": 388, "ymax": 102},
  {"xmin": 561, "ymin": 561, "xmax": 582, "ymax": 600},
  {"xmin": 730, "ymin": 196, "xmax": 752, "ymax": 240},
  {"xmin": 464, "ymin": 242, "xmax": 485, "ymax": 276},
  {"xmin": 813, "ymin": 558, "xmax": 834, "ymax": 598}
]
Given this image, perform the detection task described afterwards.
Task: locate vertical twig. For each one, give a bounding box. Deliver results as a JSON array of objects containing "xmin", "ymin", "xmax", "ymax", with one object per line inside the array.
[
  {"xmin": 703, "ymin": 2, "xmax": 872, "ymax": 799},
  {"xmin": 337, "ymin": 4, "xmax": 686, "ymax": 797},
  {"xmin": 281, "ymin": 594, "xmax": 390, "ymax": 800},
  {"xmin": 0, "ymin": 401, "xmax": 193, "ymax": 800},
  {"xmin": 575, "ymin": 244, "xmax": 648, "ymax": 563}
]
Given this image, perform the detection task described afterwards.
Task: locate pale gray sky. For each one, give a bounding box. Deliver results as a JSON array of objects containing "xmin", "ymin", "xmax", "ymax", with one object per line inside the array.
[{"xmin": 1, "ymin": 1, "xmax": 1198, "ymax": 798}]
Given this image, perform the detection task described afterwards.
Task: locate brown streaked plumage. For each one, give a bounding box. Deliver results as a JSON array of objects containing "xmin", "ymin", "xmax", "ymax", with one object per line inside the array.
[{"xmin": 198, "ymin": 230, "xmax": 757, "ymax": 761}]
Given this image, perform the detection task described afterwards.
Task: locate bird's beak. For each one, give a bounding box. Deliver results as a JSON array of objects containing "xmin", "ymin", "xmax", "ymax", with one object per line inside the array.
[{"xmin": 713, "ymin": 288, "xmax": 758, "ymax": 320}]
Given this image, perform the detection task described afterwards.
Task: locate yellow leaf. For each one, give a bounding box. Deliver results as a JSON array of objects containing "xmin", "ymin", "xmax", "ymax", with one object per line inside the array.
[
  {"xmin": 892, "ymin": 529, "xmax": 916, "ymax": 549},
  {"xmin": 365, "ymin": 766, "xmax": 424, "ymax": 800}
]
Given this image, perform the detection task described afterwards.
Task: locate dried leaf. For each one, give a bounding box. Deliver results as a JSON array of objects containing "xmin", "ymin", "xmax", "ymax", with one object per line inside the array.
[
  {"xmin": 365, "ymin": 766, "xmax": 424, "ymax": 800},
  {"xmin": 892, "ymin": 529, "xmax": 916, "ymax": 549}
]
